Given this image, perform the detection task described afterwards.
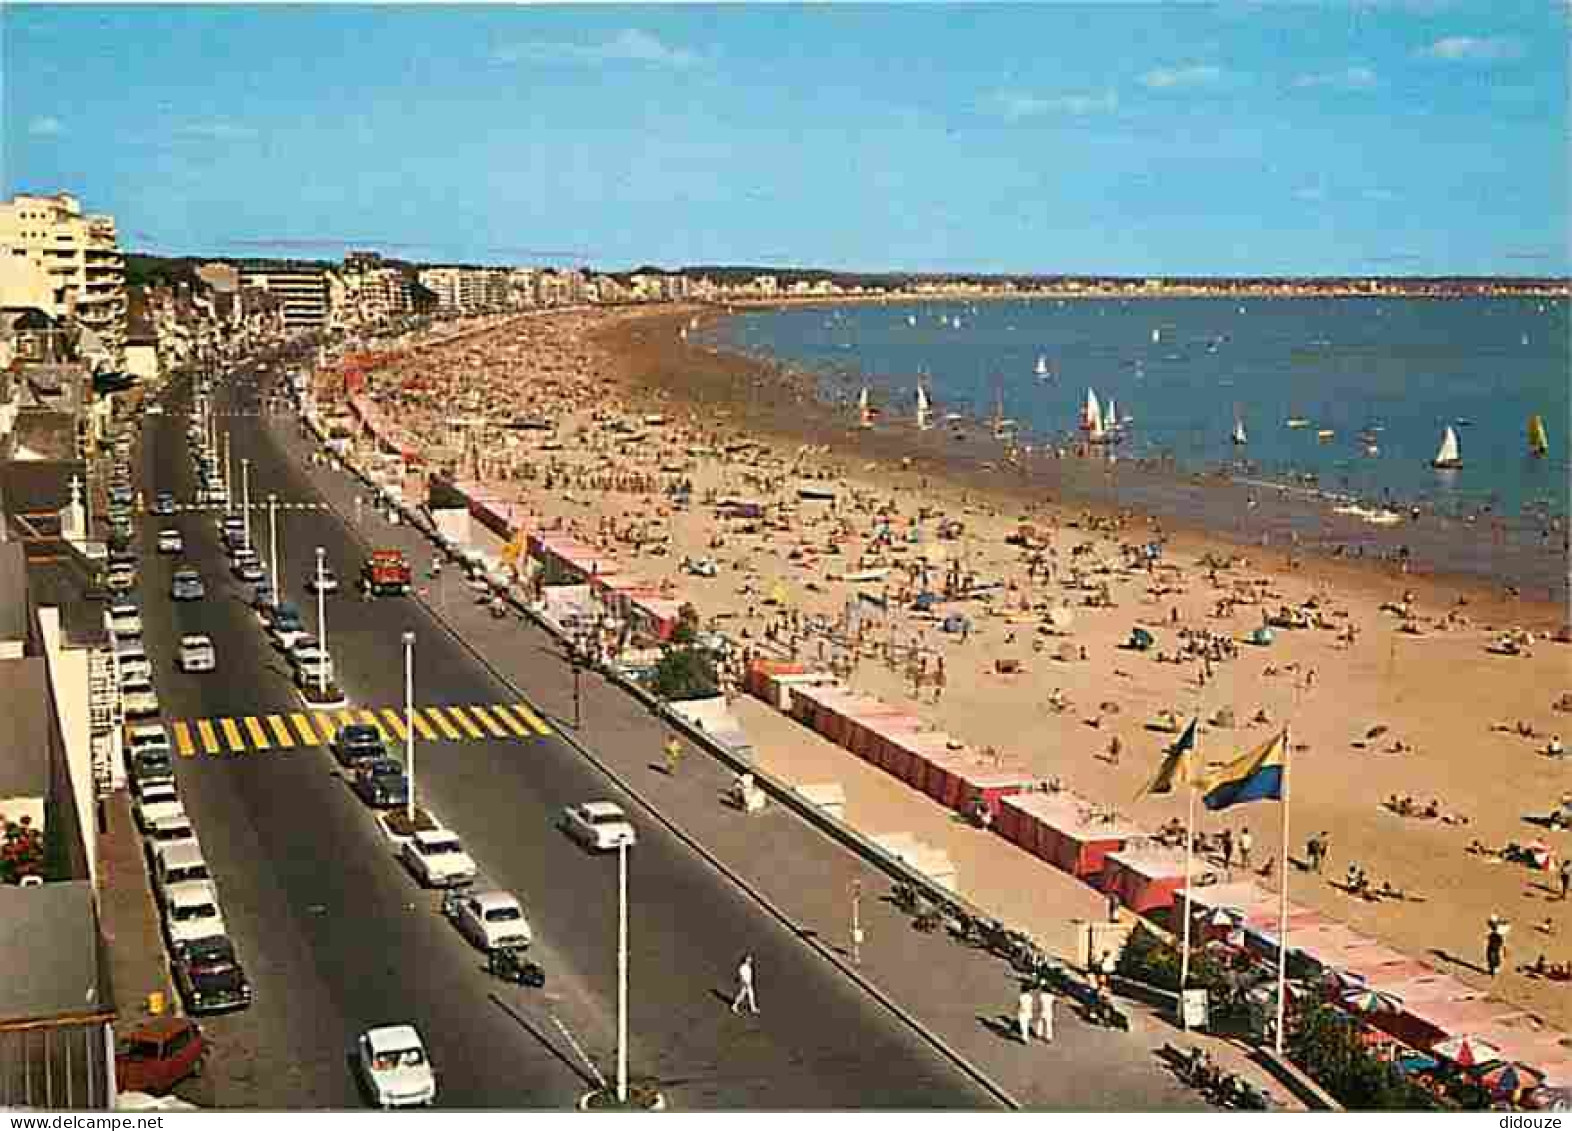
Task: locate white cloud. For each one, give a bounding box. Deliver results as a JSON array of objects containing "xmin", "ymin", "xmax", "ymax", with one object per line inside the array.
[
  {"xmin": 27, "ymin": 116, "xmax": 63, "ymax": 137},
  {"xmin": 1419, "ymin": 35, "xmax": 1523, "ymax": 61},
  {"xmin": 995, "ymin": 89, "xmax": 1118, "ymax": 120},
  {"xmin": 494, "ymin": 29, "xmax": 698, "ymax": 69},
  {"xmin": 178, "ymin": 122, "xmax": 258, "ymax": 141},
  {"xmin": 1293, "ymin": 66, "xmax": 1378, "ymax": 91},
  {"xmin": 1140, "ymin": 64, "xmax": 1222, "ymax": 90}
]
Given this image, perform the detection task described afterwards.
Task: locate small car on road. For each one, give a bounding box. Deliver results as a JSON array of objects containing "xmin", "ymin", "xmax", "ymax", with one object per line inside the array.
[
  {"xmin": 177, "ymin": 634, "xmax": 216, "ymax": 673},
  {"xmin": 108, "ymin": 602, "xmax": 143, "ymax": 639},
  {"xmin": 129, "ymin": 745, "xmax": 176, "ymax": 795},
  {"xmin": 351, "ymin": 757, "xmax": 409, "ymax": 809},
  {"xmin": 116, "ymin": 1017, "xmax": 205, "ymax": 1096},
  {"xmin": 355, "ymin": 1024, "xmax": 436, "ymax": 1109},
  {"xmin": 106, "ymin": 564, "xmax": 138, "ymax": 595},
  {"xmin": 452, "ymin": 889, "xmax": 531, "ymax": 952},
  {"xmin": 170, "ymin": 935, "xmax": 252, "ymax": 1016},
  {"xmin": 400, "ymin": 828, "xmax": 478, "ymax": 888},
  {"xmin": 164, "ymin": 881, "xmax": 225, "ymax": 951},
  {"xmin": 143, "ymin": 811, "xmax": 196, "ymax": 860},
  {"xmin": 170, "ymin": 567, "xmax": 206, "ymax": 601},
  {"xmin": 115, "ymin": 642, "xmax": 153, "ymax": 684},
  {"xmin": 268, "ymin": 604, "xmax": 308, "ymax": 650},
  {"xmin": 332, "ymin": 723, "xmax": 385, "ymax": 769},
  {"xmin": 121, "ymin": 676, "xmax": 161, "ymax": 718},
  {"xmin": 151, "ymin": 491, "xmax": 177, "ymax": 516},
  {"xmin": 135, "ymin": 782, "xmax": 183, "ymax": 831},
  {"xmin": 561, "ymin": 801, "xmax": 638, "ymax": 852},
  {"xmin": 156, "ymin": 528, "xmax": 184, "ymax": 554}
]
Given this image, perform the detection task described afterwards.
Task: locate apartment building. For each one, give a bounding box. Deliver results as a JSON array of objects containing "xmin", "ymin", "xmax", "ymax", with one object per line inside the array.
[
  {"xmin": 330, "ymin": 265, "xmax": 413, "ymax": 329},
  {"xmin": 239, "ymin": 267, "xmax": 329, "ymax": 330},
  {"xmin": 417, "ymin": 266, "xmax": 510, "ymax": 314},
  {"xmin": 0, "ymin": 192, "xmax": 126, "ymax": 364}
]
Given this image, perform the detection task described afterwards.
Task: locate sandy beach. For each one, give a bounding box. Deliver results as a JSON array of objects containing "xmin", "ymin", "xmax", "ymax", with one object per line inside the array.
[{"xmin": 348, "ymin": 303, "xmax": 1572, "ymax": 1032}]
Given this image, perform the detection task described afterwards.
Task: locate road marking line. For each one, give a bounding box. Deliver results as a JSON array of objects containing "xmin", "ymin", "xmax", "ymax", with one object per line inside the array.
[
  {"xmin": 425, "ymin": 707, "xmax": 464, "ymax": 742},
  {"xmin": 336, "ymin": 709, "xmax": 360, "ymax": 733},
  {"xmin": 243, "ymin": 717, "xmax": 270, "ymax": 751},
  {"xmin": 196, "ymin": 719, "xmax": 220, "ymax": 755},
  {"xmin": 173, "ymin": 722, "xmax": 196, "ymax": 758},
  {"xmin": 219, "ymin": 718, "xmax": 246, "ymax": 753},
  {"xmin": 408, "ymin": 709, "xmax": 438, "ymax": 741},
  {"xmin": 510, "ymin": 703, "xmax": 553, "ymax": 736},
  {"xmin": 267, "ymin": 715, "xmax": 295, "ymax": 748},
  {"xmin": 490, "ymin": 705, "xmax": 531, "ymax": 739},
  {"xmin": 314, "ymin": 714, "xmax": 340, "ymax": 744},
  {"xmin": 466, "ymin": 705, "xmax": 511, "ymax": 738},
  {"xmin": 290, "ymin": 714, "xmax": 320, "ymax": 745},
  {"xmin": 380, "ymin": 709, "xmax": 407, "ymax": 742},
  {"xmin": 359, "ymin": 708, "xmax": 387, "ymax": 738},
  {"xmin": 443, "ymin": 705, "xmax": 486, "ymax": 740}
]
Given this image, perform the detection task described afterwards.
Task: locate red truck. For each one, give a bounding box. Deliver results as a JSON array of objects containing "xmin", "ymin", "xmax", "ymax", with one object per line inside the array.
[{"xmin": 360, "ymin": 550, "xmax": 413, "ymax": 597}]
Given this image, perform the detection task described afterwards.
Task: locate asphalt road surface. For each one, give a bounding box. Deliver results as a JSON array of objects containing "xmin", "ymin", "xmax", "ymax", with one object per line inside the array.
[{"xmin": 130, "ymin": 358, "xmax": 996, "ymax": 1110}]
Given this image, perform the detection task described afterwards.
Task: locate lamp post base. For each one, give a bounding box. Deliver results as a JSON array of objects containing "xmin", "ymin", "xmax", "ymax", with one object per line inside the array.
[{"xmin": 577, "ymin": 1085, "xmax": 665, "ymax": 1112}]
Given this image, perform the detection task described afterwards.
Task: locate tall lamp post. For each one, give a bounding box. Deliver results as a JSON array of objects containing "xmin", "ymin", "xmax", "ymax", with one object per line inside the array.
[
  {"xmin": 403, "ymin": 632, "xmax": 417, "ymax": 824},
  {"xmin": 241, "ymin": 459, "xmax": 253, "ymax": 548},
  {"xmin": 617, "ymin": 839, "xmax": 629, "ymax": 1105},
  {"xmin": 268, "ymin": 493, "xmax": 281, "ymax": 607},
  {"xmin": 223, "ymin": 433, "xmax": 233, "ymax": 514},
  {"xmin": 572, "ymin": 631, "xmax": 584, "ymax": 730},
  {"xmin": 315, "ymin": 547, "xmax": 328, "ymax": 696}
]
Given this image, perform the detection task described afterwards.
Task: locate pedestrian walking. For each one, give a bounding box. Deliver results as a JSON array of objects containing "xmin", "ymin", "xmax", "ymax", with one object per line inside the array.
[
  {"xmin": 1220, "ymin": 828, "xmax": 1235, "ymax": 869},
  {"xmin": 664, "ymin": 734, "xmax": 683, "ymax": 775},
  {"xmin": 1238, "ymin": 827, "xmax": 1254, "ymax": 869},
  {"xmin": 1016, "ymin": 987, "xmax": 1033, "ymax": 1044},
  {"xmin": 1486, "ymin": 916, "xmax": 1508, "ymax": 977},
  {"xmin": 1106, "ymin": 888, "xmax": 1122, "ymax": 923},
  {"xmin": 1305, "ymin": 833, "xmax": 1322, "ymax": 873},
  {"xmin": 1560, "ymin": 858, "xmax": 1570, "ymax": 901},
  {"xmin": 731, "ymin": 954, "xmax": 758, "ymax": 1014},
  {"xmin": 1033, "ymin": 986, "xmax": 1056, "ymax": 1043}
]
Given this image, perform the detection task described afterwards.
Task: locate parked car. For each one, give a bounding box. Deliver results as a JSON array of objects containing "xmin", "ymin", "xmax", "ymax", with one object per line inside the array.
[
  {"xmin": 177, "ymin": 634, "xmax": 217, "ymax": 673},
  {"xmin": 134, "ymin": 782, "xmax": 183, "ymax": 831},
  {"xmin": 268, "ymin": 605, "xmax": 308, "ymax": 649},
  {"xmin": 171, "ymin": 936, "xmax": 252, "ymax": 1016},
  {"xmin": 400, "ymin": 828, "xmax": 478, "ymax": 888},
  {"xmin": 151, "ymin": 491, "xmax": 177, "ymax": 516},
  {"xmin": 108, "ymin": 602, "xmax": 143, "ymax": 639},
  {"xmin": 143, "ymin": 811, "xmax": 196, "ymax": 859},
  {"xmin": 351, "ymin": 758, "xmax": 409, "ymax": 809},
  {"xmin": 129, "ymin": 746, "xmax": 176, "ymax": 794},
  {"xmin": 452, "ymin": 889, "xmax": 531, "ymax": 951},
  {"xmin": 332, "ymin": 724, "xmax": 385, "ymax": 769},
  {"xmin": 115, "ymin": 1017, "xmax": 205, "ymax": 1096},
  {"xmin": 108, "ymin": 485, "xmax": 134, "ymax": 507},
  {"xmin": 170, "ymin": 568, "xmax": 206, "ymax": 601},
  {"xmin": 152, "ymin": 841, "xmax": 212, "ymax": 908},
  {"xmin": 355, "ymin": 1025, "xmax": 436, "ymax": 1109},
  {"xmin": 561, "ymin": 801, "xmax": 638, "ymax": 852},
  {"xmin": 106, "ymin": 564, "xmax": 138, "ymax": 594},
  {"xmin": 156, "ymin": 529, "xmax": 184, "ymax": 554},
  {"xmin": 164, "ymin": 881, "xmax": 225, "ymax": 951},
  {"xmin": 292, "ymin": 647, "xmax": 334, "ymax": 688},
  {"xmin": 121, "ymin": 676, "xmax": 161, "ymax": 718},
  {"xmin": 115, "ymin": 643, "xmax": 153, "ymax": 684}
]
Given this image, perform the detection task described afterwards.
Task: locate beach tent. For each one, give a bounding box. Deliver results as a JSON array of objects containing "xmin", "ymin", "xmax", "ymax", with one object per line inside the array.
[
  {"xmin": 1250, "ymin": 626, "xmax": 1275, "ymax": 646},
  {"xmin": 1128, "ymin": 627, "xmax": 1155, "ymax": 651},
  {"xmin": 941, "ymin": 613, "xmax": 969, "ymax": 634}
]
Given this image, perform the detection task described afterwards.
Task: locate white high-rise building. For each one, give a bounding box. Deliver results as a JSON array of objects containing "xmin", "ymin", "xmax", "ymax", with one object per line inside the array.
[{"xmin": 0, "ymin": 192, "xmax": 126, "ymax": 362}]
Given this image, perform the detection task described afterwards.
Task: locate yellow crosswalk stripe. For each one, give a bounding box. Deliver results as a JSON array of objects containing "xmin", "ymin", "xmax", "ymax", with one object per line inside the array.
[
  {"xmin": 315, "ymin": 714, "xmax": 340, "ymax": 744},
  {"xmin": 443, "ymin": 706, "xmax": 487, "ymax": 740},
  {"xmin": 425, "ymin": 707, "xmax": 464, "ymax": 741},
  {"xmin": 173, "ymin": 722, "xmax": 197, "ymax": 758},
  {"xmin": 380, "ymin": 709, "xmax": 408, "ymax": 742},
  {"xmin": 337, "ymin": 709, "xmax": 360, "ymax": 733},
  {"xmin": 510, "ymin": 702, "xmax": 553, "ymax": 737},
  {"xmin": 196, "ymin": 720, "xmax": 220, "ymax": 755},
  {"xmin": 219, "ymin": 718, "xmax": 246, "ymax": 753},
  {"xmin": 291, "ymin": 714, "xmax": 321, "ymax": 746},
  {"xmin": 467, "ymin": 705, "xmax": 511, "ymax": 739},
  {"xmin": 490, "ymin": 705, "xmax": 531, "ymax": 738},
  {"xmin": 408, "ymin": 709, "xmax": 438, "ymax": 741},
  {"xmin": 243, "ymin": 717, "xmax": 270, "ymax": 751},
  {"xmin": 267, "ymin": 715, "xmax": 295, "ymax": 748}
]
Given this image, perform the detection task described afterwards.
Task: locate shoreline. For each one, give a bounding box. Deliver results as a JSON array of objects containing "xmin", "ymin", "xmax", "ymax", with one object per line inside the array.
[{"xmin": 598, "ymin": 305, "xmax": 1568, "ymax": 622}]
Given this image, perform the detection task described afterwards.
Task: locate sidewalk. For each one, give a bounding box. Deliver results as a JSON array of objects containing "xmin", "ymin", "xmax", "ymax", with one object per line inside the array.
[
  {"xmin": 272, "ymin": 414, "xmax": 1299, "ymax": 1110},
  {"xmin": 97, "ymin": 793, "xmax": 175, "ymax": 1023}
]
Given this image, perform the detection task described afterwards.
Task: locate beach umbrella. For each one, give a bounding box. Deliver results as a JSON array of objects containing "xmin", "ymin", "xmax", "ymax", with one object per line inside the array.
[
  {"xmin": 1340, "ymin": 987, "xmax": 1404, "ymax": 1015},
  {"xmin": 1366, "ymin": 724, "xmax": 1389, "ymax": 739},
  {"xmin": 1321, "ymin": 967, "xmax": 1368, "ymax": 992},
  {"xmin": 1434, "ymin": 1035, "xmax": 1503, "ymax": 1068},
  {"xmin": 1475, "ymin": 1062, "xmax": 1544, "ymax": 1096}
]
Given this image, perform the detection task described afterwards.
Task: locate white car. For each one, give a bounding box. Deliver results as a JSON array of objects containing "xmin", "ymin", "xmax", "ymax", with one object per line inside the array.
[
  {"xmin": 285, "ymin": 636, "xmax": 320, "ymax": 667},
  {"xmin": 156, "ymin": 529, "xmax": 183, "ymax": 554},
  {"xmin": 356, "ymin": 1025, "xmax": 436, "ymax": 1109},
  {"xmin": 121, "ymin": 677, "xmax": 161, "ymax": 718},
  {"xmin": 293, "ymin": 648, "xmax": 334, "ymax": 688},
  {"xmin": 135, "ymin": 782, "xmax": 184, "ymax": 831},
  {"xmin": 127, "ymin": 721, "xmax": 172, "ymax": 753},
  {"xmin": 115, "ymin": 644, "xmax": 153, "ymax": 684},
  {"xmin": 453, "ymin": 890, "xmax": 531, "ymax": 951},
  {"xmin": 178, "ymin": 634, "xmax": 217, "ymax": 673},
  {"xmin": 108, "ymin": 603, "xmax": 143, "ymax": 639},
  {"xmin": 152, "ymin": 841, "xmax": 212, "ymax": 909},
  {"xmin": 400, "ymin": 829, "xmax": 477, "ymax": 888},
  {"xmin": 561, "ymin": 801, "xmax": 637, "ymax": 851},
  {"xmin": 143, "ymin": 811, "xmax": 196, "ymax": 857},
  {"xmin": 164, "ymin": 881, "xmax": 226, "ymax": 951}
]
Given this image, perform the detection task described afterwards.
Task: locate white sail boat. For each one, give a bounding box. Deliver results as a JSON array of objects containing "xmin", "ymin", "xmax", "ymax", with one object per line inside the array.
[
  {"xmin": 1431, "ymin": 426, "xmax": 1463, "ymax": 469},
  {"xmin": 1082, "ymin": 388, "xmax": 1106, "ymax": 441},
  {"xmin": 1232, "ymin": 415, "xmax": 1248, "ymax": 446},
  {"xmin": 1105, "ymin": 397, "xmax": 1119, "ymax": 436},
  {"xmin": 1151, "ymin": 327, "xmax": 1161, "ymax": 344},
  {"xmin": 858, "ymin": 387, "xmax": 873, "ymax": 429},
  {"xmin": 1035, "ymin": 354, "xmax": 1049, "ymax": 377},
  {"xmin": 916, "ymin": 382, "xmax": 934, "ymax": 431},
  {"xmin": 906, "ymin": 314, "xmax": 917, "ymax": 327}
]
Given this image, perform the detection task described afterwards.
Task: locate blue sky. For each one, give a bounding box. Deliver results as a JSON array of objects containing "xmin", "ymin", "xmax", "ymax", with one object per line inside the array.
[{"xmin": 5, "ymin": 3, "xmax": 1566, "ymax": 275}]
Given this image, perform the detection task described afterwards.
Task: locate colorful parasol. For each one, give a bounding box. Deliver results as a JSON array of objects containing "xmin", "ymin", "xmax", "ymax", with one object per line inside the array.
[
  {"xmin": 1433, "ymin": 1035, "xmax": 1504, "ymax": 1068},
  {"xmin": 1474, "ymin": 1061, "xmax": 1544, "ymax": 1096},
  {"xmin": 1341, "ymin": 987, "xmax": 1404, "ymax": 1014}
]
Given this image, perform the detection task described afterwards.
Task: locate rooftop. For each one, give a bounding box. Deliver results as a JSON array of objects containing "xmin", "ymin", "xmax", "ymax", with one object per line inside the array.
[
  {"xmin": 0, "ymin": 880, "xmax": 110, "ymax": 1023},
  {"xmin": 0, "ymin": 656, "xmax": 50, "ymax": 800}
]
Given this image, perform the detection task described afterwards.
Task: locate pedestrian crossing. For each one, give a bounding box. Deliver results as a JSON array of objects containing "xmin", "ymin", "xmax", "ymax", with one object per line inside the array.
[
  {"xmin": 166, "ymin": 702, "xmax": 553, "ymax": 757},
  {"xmin": 162, "ymin": 501, "xmax": 330, "ymax": 513}
]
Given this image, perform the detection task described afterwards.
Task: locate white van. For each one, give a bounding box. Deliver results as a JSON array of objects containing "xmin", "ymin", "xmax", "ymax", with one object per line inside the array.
[
  {"xmin": 165, "ymin": 881, "xmax": 226, "ymax": 950},
  {"xmin": 153, "ymin": 841, "xmax": 212, "ymax": 908}
]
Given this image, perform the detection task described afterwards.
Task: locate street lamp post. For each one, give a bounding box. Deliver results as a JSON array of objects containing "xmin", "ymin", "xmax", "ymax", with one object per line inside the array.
[
  {"xmin": 268, "ymin": 493, "xmax": 280, "ymax": 607},
  {"xmin": 241, "ymin": 459, "xmax": 253, "ymax": 548},
  {"xmin": 223, "ymin": 433, "xmax": 233, "ymax": 514},
  {"xmin": 403, "ymin": 632, "xmax": 416, "ymax": 824},
  {"xmin": 572, "ymin": 632, "xmax": 584, "ymax": 730},
  {"xmin": 617, "ymin": 839, "xmax": 629, "ymax": 1105},
  {"xmin": 315, "ymin": 547, "xmax": 328, "ymax": 695}
]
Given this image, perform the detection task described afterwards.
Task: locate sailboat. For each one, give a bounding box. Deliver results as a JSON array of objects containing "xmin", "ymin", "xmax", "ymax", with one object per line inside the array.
[
  {"xmin": 1431, "ymin": 426, "xmax": 1463, "ymax": 470},
  {"xmin": 858, "ymin": 387, "xmax": 874, "ymax": 429},
  {"xmin": 1151, "ymin": 327, "xmax": 1161, "ymax": 344},
  {"xmin": 1529, "ymin": 414, "xmax": 1550, "ymax": 457},
  {"xmin": 916, "ymin": 382, "xmax": 934, "ymax": 431},
  {"xmin": 1105, "ymin": 397, "xmax": 1120, "ymax": 437},
  {"xmin": 1231, "ymin": 414, "xmax": 1248, "ymax": 446},
  {"xmin": 992, "ymin": 384, "xmax": 1017, "ymax": 439},
  {"xmin": 1035, "ymin": 354, "xmax": 1049, "ymax": 377},
  {"xmin": 906, "ymin": 314, "xmax": 917, "ymax": 327},
  {"xmin": 1082, "ymin": 388, "xmax": 1107, "ymax": 442}
]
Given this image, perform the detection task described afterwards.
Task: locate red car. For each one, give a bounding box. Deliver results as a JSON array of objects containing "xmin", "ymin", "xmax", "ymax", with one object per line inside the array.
[{"xmin": 115, "ymin": 1017, "xmax": 205, "ymax": 1095}]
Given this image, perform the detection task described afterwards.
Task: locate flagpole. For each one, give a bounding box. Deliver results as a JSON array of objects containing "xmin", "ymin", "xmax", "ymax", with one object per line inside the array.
[
  {"xmin": 1179, "ymin": 778, "xmax": 1197, "ymax": 1026},
  {"xmin": 1274, "ymin": 724, "xmax": 1291, "ymax": 1055}
]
